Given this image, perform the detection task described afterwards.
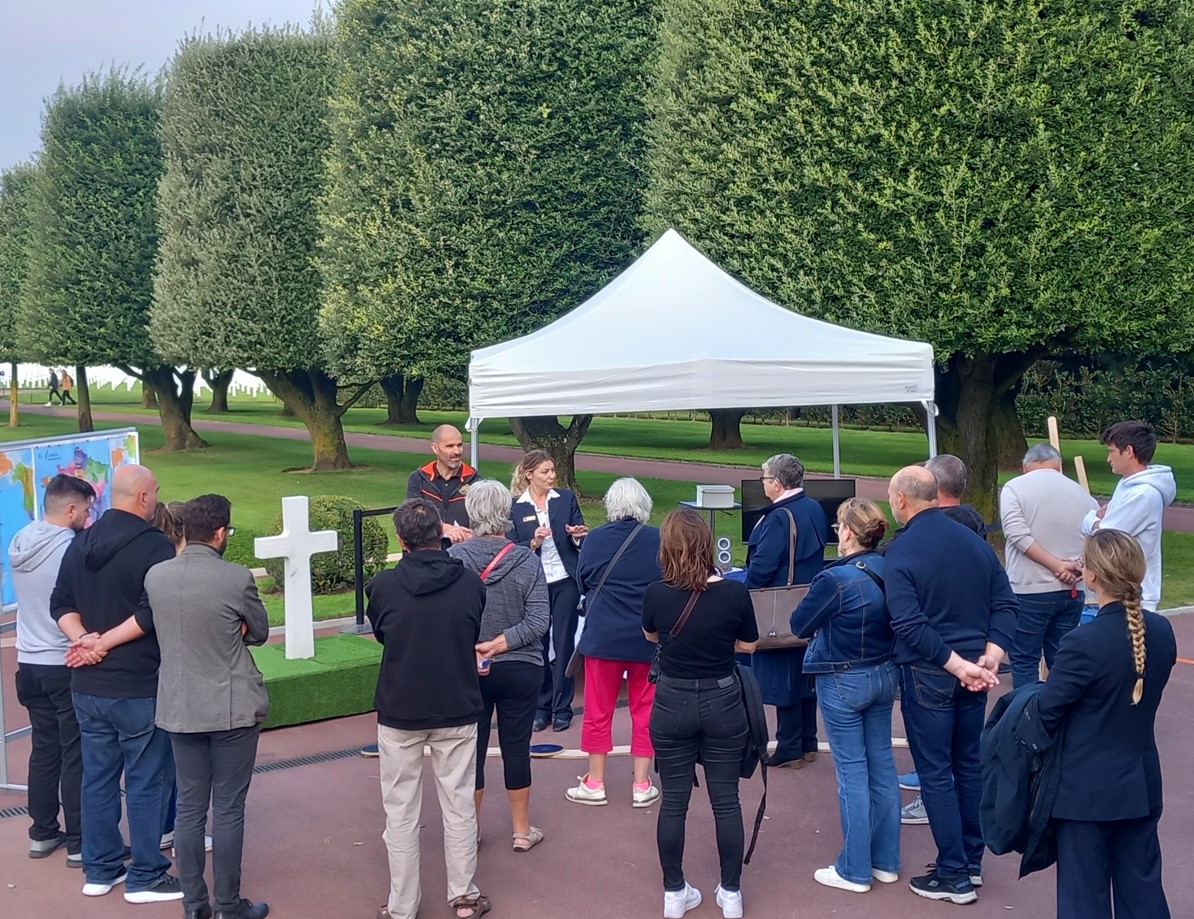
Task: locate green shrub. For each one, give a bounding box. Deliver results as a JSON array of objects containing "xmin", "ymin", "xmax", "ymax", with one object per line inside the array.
[
  {"xmin": 262, "ymin": 495, "xmax": 389, "ymax": 595},
  {"xmin": 222, "ymin": 528, "xmax": 260, "ymax": 569}
]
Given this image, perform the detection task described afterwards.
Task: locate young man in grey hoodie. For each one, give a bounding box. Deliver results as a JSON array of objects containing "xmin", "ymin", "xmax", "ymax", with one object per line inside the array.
[
  {"xmin": 10, "ymin": 473, "xmax": 96, "ymax": 865},
  {"xmin": 1082, "ymin": 421, "xmax": 1177, "ymax": 611}
]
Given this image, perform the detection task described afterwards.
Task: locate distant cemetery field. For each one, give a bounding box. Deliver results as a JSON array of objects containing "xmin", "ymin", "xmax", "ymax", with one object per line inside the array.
[{"xmin": 36, "ymin": 382, "xmax": 1194, "ymax": 504}]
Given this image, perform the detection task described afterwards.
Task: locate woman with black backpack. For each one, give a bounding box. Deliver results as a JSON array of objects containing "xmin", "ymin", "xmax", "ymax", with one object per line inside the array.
[{"xmin": 642, "ymin": 507, "xmax": 759, "ymax": 919}]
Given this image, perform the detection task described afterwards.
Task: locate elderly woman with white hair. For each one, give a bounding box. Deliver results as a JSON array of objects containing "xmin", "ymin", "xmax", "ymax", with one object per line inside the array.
[
  {"xmin": 565, "ymin": 478, "xmax": 663, "ymax": 808},
  {"xmin": 449, "ymin": 480, "xmax": 551, "ymax": 852}
]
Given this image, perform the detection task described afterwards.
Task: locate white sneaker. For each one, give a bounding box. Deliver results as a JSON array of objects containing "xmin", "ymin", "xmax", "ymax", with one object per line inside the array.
[
  {"xmin": 715, "ymin": 884, "xmax": 743, "ymax": 918},
  {"xmin": 872, "ymin": 868, "xmax": 900, "ymax": 884},
  {"xmin": 170, "ymin": 834, "xmax": 213, "ymax": 856},
  {"xmin": 82, "ymin": 871, "xmax": 127, "ymax": 897},
  {"xmin": 565, "ymin": 775, "xmax": 608, "ymax": 806},
  {"xmin": 814, "ymin": 866, "xmax": 871, "ymax": 893},
  {"xmin": 663, "ymin": 883, "xmax": 702, "ymax": 919},
  {"xmin": 632, "ymin": 782, "xmax": 660, "ymax": 808}
]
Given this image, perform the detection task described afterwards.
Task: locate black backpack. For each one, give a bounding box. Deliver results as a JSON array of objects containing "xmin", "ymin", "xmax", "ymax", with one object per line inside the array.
[{"xmin": 735, "ymin": 662, "xmax": 771, "ymax": 863}]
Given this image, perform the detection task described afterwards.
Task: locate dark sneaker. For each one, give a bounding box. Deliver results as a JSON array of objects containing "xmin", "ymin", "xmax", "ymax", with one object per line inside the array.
[
  {"xmin": 968, "ymin": 864, "xmax": 983, "ymax": 887},
  {"xmin": 360, "ymin": 743, "xmax": 379, "ymax": 758},
  {"xmin": 215, "ymin": 899, "xmax": 270, "ymax": 919},
  {"xmin": 124, "ymin": 873, "xmax": 185, "ymax": 904},
  {"xmin": 909, "ymin": 870, "xmax": 977, "ymax": 905}
]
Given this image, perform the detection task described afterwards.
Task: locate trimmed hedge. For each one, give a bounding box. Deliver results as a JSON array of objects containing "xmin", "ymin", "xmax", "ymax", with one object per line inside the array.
[{"xmin": 262, "ymin": 495, "xmax": 388, "ymax": 594}]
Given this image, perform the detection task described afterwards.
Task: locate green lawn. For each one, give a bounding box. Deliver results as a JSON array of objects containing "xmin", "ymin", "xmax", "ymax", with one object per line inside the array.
[
  {"xmin": 52, "ymin": 383, "xmax": 1194, "ymax": 502},
  {"xmin": 6, "ymin": 409, "xmax": 1194, "ymax": 610}
]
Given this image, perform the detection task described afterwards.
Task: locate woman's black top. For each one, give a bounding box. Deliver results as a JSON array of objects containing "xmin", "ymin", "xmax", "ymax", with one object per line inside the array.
[{"xmin": 642, "ymin": 579, "xmax": 758, "ymax": 679}]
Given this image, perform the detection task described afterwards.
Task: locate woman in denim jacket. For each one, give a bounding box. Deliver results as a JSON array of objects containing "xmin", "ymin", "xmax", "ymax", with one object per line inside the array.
[{"xmin": 791, "ymin": 498, "xmax": 900, "ymax": 895}]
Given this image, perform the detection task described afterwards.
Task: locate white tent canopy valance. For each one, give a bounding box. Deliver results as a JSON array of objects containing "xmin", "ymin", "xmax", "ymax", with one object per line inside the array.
[{"xmin": 467, "ymin": 229, "xmax": 937, "ymax": 472}]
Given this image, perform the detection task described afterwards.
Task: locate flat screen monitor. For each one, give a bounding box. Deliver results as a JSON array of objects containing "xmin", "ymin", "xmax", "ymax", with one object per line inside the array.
[{"xmin": 740, "ymin": 478, "xmax": 858, "ymax": 545}]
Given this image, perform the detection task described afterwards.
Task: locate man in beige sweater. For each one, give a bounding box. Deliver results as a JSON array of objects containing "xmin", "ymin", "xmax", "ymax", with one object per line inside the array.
[{"xmin": 999, "ymin": 444, "xmax": 1099, "ymax": 688}]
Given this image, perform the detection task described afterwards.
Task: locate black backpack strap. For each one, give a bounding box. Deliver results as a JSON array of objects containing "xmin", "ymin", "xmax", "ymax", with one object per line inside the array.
[
  {"xmin": 854, "ymin": 560, "xmax": 885, "ymax": 593},
  {"xmin": 744, "ymin": 762, "xmax": 767, "ymax": 865}
]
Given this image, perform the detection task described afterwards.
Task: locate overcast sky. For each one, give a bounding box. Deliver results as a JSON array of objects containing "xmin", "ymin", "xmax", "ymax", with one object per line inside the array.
[{"xmin": 1, "ymin": 0, "xmax": 322, "ymax": 169}]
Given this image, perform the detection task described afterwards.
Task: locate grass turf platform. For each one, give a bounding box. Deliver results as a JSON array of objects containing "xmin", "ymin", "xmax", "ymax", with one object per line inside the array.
[{"xmin": 250, "ymin": 633, "xmax": 381, "ymax": 729}]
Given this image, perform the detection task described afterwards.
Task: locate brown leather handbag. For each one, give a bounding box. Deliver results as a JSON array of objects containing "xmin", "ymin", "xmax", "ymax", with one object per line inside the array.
[{"xmin": 749, "ymin": 508, "xmax": 810, "ymax": 650}]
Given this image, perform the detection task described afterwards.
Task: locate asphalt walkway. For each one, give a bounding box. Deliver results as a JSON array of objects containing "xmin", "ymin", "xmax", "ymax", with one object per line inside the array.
[{"xmin": 22, "ymin": 404, "xmax": 1194, "ymax": 532}]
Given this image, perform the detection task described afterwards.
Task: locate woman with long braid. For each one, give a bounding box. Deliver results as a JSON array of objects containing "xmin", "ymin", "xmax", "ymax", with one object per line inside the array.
[{"xmin": 1037, "ymin": 529, "xmax": 1177, "ymax": 918}]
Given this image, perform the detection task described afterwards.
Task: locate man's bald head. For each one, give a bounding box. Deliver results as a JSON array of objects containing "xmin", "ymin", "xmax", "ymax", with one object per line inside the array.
[
  {"xmin": 430, "ymin": 425, "xmax": 464, "ymax": 477},
  {"xmin": 111, "ymin": 464, "xmax": 160, "ymax": 521},
  {"xmin": 887, "ymin": 465, "xmax": 939, "ymax": 525}
]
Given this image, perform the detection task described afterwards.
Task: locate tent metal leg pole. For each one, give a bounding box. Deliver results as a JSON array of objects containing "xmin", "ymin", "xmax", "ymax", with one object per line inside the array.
[
  {"xmin": 926, "ymin": 402, "xmax": 938, "ymax": 458},
  {"xmin": 831, "ymin": 405, "xmax": 841, "ymax": 479},
  {"xmin": 469, "ymin": 419, "xmax": 480, "ymax": 470}
]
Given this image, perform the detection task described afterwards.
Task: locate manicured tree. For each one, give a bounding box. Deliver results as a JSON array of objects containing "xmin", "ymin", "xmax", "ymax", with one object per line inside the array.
[
  {"xmin": 152, "ymin": 29, "xmax": 369, "ymax": 470},
  {"xmin": 318, "ymin": 0, "xmax": 655, "ymax": 486},
  {"xmin": 0, "ymin": 164, "xmax": 37, "ymax": 427},
  {"xmin": 20, "ymin": 69, "xmax": 208, "ymax": 446},
  {"xmin": 646, "ymin": 0, "xmax": 1194, "ymax": 510}
]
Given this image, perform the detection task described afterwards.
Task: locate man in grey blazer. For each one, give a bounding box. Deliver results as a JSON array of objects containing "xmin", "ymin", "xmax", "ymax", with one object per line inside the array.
[{"xmin": 73, "ymin": 494, "xmax": 271, "ymax": 919}]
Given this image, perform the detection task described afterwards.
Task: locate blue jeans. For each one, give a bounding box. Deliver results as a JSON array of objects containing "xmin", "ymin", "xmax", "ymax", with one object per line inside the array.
[
  {"xmin": 898, "ymin": 665, "xmax": 985, "ymax": 880},
  {"xmin": 73, "ymin": 692, "xmax": 174, "ymax": 889},
  {"xmin": 816, "ymin": 664, "xmax": 901, "ymax": 885},
  {"xmin": 650, "ymin": 675, "xmax": 748, "ymax": 892},
  {"xmin": 1011, "ymin": 591, "xmax": 1082, "ymax": 689}
]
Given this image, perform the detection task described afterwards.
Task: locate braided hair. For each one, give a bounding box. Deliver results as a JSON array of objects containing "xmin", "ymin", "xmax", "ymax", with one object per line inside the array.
[{"xmin": 1083, "ymin": 530, "xmax": 1148, "ymax": 704}]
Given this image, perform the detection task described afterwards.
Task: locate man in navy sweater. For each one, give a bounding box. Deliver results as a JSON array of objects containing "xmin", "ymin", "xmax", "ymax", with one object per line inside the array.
[{"xmin": 884, "ymin": 466, "xmax": 1017, "ymax": 906}]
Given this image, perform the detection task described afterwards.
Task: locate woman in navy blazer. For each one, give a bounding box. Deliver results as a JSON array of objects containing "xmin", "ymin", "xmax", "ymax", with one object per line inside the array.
[
  {"xmin": 1037, "ymin": 529, "xmax": 1177, "ymax": 919},
  {"xmin": 509, "ymin": 450, "xmax": 588, "ymax": 732}
]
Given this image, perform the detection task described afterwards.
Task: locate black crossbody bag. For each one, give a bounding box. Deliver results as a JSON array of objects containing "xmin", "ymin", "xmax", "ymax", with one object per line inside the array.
[
  {"xmin": 647, "ymin": 590, "xmax": 701, "ymax": 684},
  {"xmin": 564, "ymin": 523, "xmax": 643, "ymax": 679}
]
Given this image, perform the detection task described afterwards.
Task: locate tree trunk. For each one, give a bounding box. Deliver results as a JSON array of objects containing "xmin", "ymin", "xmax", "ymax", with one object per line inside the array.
[
  {"xmin": 254, "ymin": 368, "xmax": 355, "ymax": 470},
  {"xmin": 142, "ymin": 386, "xmax": 158, "ymax": 409},
  {"xmin": 138, "ymin": 366, "xmax": 209, "ymax": 451},
  {"xmin": 75, "ymin": 365, "xmax": 93, "ymax": 433},
  {"xmin": 378, "ymin": 373, "xmax": 423, "ymax": 425},
  {"xmin": 708, "ymin": 409, "xmax": 747, "ymax": 449},
  {"xmin": 278, "ymin": 401, "xmax": 295, "ymax": 418},
  {"xmin": 203, "ymin": 368, "xmax": 234, "ymax": 413},
  {"xmin": 9, "ymin": 362, "xmax": 18, "ymax": 428},
  {"xmin": 933, "ymin": 352, "xmax": 1038, "ymax": 520},
  {"xmin": 508, "ymin": 415, "xmax": 594, "ymax": 493}
]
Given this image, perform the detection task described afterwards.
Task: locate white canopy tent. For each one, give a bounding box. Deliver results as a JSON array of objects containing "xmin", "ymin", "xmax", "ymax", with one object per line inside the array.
[{"xmin": 467, "ymin": 229, "xmax": 937, "ymax": 472}]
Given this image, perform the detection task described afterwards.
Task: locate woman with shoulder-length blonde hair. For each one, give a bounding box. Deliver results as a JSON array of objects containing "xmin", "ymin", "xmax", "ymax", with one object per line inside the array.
[
  {"xmin": 508, "ymin": 450, "xmax": 588, "ymax": 733},
  {"xmin": 642, "ymin": 507, "xmax": 758, "ymax": 919},
  {"xmin": 1037, "ymin": 528, "xmax": 1177, "ymax": 919}
]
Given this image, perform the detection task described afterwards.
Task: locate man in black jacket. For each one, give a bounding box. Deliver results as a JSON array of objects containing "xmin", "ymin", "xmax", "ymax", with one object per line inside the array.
[
  {"xmin": 367, "ymin": 498, "xmax": 489, "ymax": 919},
  {"xmin": 50, "ymin": 464, "xmax": 182, "ymax": 903},
  {"xmin": 885, "ymin": 465, "xmax": 1017, "ymax": 906}
]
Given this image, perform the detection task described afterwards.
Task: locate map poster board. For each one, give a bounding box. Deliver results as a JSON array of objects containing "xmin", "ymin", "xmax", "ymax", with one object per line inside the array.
[{"xmin": 0, "ymin": 428, "xmax": 139, "ymax": 609}]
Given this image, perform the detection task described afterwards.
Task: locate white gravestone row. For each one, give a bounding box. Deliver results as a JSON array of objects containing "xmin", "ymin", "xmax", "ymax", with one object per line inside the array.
[{"xmin": 255, "ymin": 496, "xmax": 339, "ymax": 660}]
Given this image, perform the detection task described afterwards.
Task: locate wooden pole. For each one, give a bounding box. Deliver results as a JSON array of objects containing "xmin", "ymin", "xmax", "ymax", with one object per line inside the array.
[
  {"xmin": 1047, "ymin": 415, "xmax": 1061, "ymax": 452},
  {"xmin": 1074, "ymin": 455, "xmax": 1090, "ymax": 493}
]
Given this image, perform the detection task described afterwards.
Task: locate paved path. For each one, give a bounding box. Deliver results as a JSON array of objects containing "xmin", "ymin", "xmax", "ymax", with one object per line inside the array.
[
  {"xmin": 3, "ymin": 614, "xmax": 1193, "ymax": 918},
  {"xmin": 22, "ymin": 404, "xmax": 1194, "ymax": 531}
]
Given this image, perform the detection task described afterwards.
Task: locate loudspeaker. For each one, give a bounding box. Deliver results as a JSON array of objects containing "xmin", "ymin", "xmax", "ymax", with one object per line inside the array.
[{"xmin": 716, "ymin": 536, "xmax": 733, "ymax": 568}]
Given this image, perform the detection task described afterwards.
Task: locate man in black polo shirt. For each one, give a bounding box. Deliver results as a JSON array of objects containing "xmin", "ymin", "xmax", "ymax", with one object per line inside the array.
[{"xmin": 404, "ymin": 425, "xmax": 480, "ymax": 544}]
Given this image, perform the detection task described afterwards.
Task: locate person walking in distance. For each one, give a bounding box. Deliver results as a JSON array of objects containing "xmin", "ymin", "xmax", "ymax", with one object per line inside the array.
[
  {"xmin": 50, "ymin": 464, "xmax": 183, "ymax": 903},
  {"xmin": 45, "ymin": 367, "xmax": 61, "ymax": 406},
  {"xmin": 10, "ymin": 474, "xmax": 96, "ymax": 867},
  {"xmin": 60, "ymin": 368, "xmax": 77, "ymax": 405}
]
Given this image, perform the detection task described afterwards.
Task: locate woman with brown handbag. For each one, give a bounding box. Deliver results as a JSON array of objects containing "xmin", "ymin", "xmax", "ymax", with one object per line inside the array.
[{"xmin": 743, "ymin": 453, "xmax": 828, "ymax": 768}]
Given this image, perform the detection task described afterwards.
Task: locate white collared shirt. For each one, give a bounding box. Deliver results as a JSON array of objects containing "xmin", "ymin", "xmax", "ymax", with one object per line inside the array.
[{"xmin": 517, "ymin": 489, "xmax": 569, "ymax": 583}]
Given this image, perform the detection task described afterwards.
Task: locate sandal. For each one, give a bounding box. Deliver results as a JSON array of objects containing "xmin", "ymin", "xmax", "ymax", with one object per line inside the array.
[
  {"xmin": 512, "ymin": 826, "xmax": 544, "ymax": 852},
  {"xmin": 450, "ymin": 893, "xmax": 492, "ymax": 919}
]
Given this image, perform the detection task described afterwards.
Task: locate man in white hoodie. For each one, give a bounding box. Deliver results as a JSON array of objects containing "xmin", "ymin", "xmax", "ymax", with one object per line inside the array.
[
  {"xmin": 10, "ymin": 473, "xmax": 95, "ymax": 866},
  {"xmin": 1082, "ymin": 421, "xmax": 1177, "ymax": 611}
]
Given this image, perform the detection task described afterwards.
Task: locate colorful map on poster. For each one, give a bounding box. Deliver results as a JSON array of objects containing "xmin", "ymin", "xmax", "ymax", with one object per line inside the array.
[
  {"xmin": 0, "ymin": 447, "xmax": 36, "ymax": 606},
  {"xmin": 0, "ymin": 429, "xmax": 138, "ymax": 607}
]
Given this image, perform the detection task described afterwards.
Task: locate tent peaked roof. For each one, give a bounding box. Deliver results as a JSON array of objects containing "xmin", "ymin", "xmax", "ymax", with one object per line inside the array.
[{"xmin": 468, "ymin": 228, "xmax": 935, "ymax": 418}]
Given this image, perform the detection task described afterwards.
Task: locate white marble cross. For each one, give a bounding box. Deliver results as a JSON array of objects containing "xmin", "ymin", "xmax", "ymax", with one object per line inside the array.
[{"xmin": 255, "ymin": 496, "xmax": 338, "ymax": 660}]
